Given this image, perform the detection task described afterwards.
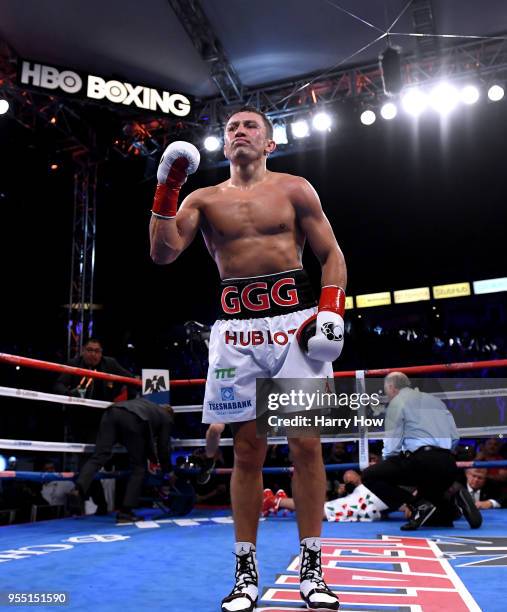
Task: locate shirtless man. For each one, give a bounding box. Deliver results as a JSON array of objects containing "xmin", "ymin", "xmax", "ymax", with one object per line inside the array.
[{"xmin": 150, "ymin": 106, "xmax": 346, "ymax": 612}]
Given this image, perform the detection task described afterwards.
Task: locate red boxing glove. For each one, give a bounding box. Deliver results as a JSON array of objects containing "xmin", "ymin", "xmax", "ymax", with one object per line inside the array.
[
  {"xmin": 297, "ymin": 286, "xmax": 346, "ymax": 362},
  {"xmin": 151, "ymin": 141, "xmax": 200, "ymax": 219}
]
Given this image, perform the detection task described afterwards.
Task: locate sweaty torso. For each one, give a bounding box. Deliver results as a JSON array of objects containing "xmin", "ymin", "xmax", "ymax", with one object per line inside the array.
[{"xmin": 194, "ymin": 172, "xmax": 305, "ymax": 279}]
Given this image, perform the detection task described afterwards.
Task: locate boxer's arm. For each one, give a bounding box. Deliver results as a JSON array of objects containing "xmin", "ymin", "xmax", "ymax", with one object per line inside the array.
[
  {"xmin": 149, "ymin": 192, "xmax": 201, "ymax": 264},
  {"xmin": 293, "ymin": 177, "xmax": 347, "ymax": 289},
  {"xmin": 293, "ymin": 177, "xmax": 347, "ymax": 361}
]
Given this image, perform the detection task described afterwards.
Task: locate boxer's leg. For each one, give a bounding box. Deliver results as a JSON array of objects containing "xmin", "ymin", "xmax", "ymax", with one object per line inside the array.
[
  {"xmin": 288, "ymin": 436, "xmax": 326, "ymax": 539},
  {"xmin": 221, "ymin": 420, "xmax": 267, "ymax": 612},
  {"xmin": 230, "ymin": 420, "xmax": 267, "ymax": 543},
  {"xmin": 271, "ymin": 309, "xmax": 339, "ymax": 611}
]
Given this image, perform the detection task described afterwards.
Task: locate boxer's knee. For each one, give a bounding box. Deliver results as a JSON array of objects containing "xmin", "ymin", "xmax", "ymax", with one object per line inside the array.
[
  {"xmin": 233, "ymin": 433, "xmax": 266, "ymax": 472},
  {"xmin": 289, "ymin": 437, "xmax": 323, "ymax": 467}
]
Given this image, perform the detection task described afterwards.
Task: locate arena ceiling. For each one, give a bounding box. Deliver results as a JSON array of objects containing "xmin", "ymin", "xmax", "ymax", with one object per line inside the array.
[{"xmin": 1, "ymin": 0, "xmax": 506, "ymax": 102}]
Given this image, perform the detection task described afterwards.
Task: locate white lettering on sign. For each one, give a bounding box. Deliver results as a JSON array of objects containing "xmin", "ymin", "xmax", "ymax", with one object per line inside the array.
[
  {"xmin": 21, "ymin": 62, "xmax": 82, "ymax": 94},
  {"xmin": 19, "ymin": 62, "xmax": 191, "ymax": 116},
  {"xmin": 87, "ymin": 75, "xmax": 191, "ymax": 115}
]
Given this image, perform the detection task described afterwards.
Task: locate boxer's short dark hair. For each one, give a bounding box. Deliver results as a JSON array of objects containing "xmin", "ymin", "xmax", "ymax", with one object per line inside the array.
[{"xmin": 225, "ymin": 105, "xmax": 273, "ymax": 139}]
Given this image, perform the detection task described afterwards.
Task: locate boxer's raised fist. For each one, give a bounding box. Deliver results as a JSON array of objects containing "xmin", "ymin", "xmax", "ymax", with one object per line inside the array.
[
  {"xmin": 152, "ymin": 141, "xmax": 200, "ymax": 219},
  {"xmin": 157, "ymin": 141, "xmax": 200, "ymax": 186}
]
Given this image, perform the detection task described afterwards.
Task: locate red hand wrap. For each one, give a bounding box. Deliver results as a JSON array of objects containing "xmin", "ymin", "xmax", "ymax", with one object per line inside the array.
[
  {"xmin": 152, "ymin": 183, "xmax": 179, "ymax": 217},
  {"xmin": 151, "ymin": 157, "xmax": 189, "ymax": 218},
  {"xmin": 319, "ymin": 286, "xmax": 346, "ymax": 317}
]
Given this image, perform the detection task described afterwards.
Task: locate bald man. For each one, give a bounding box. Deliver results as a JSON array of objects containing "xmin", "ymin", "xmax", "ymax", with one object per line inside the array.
[{"xmin": 362, "ymin": 372, "xmax": 460, "ymax": 530}]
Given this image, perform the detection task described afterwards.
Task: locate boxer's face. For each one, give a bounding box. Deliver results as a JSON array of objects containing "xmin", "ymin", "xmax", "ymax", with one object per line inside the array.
[{"xmin": 224, "ymin": 111, "xmax": 275, "ymax": 162}]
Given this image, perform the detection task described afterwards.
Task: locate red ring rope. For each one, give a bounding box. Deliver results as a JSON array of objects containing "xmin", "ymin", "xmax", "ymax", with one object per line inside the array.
[{"xmin": 1, "ymin": 352, "xmax": 506, "ymax": 387}]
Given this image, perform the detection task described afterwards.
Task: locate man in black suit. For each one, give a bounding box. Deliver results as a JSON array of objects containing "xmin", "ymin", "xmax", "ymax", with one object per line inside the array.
[
  {"xmin": 54, "ymin": 338, "xmax": 135, "ymax": 402},
  {"xmin": 54, "ymin": 338, "xmax": 138, "ymax": 512},
  {"xmin": 465, "ymin": 468, "xmax": 507, "ymax": 509},
  {"xmin": 67, "ymin": 398, "xmax": 174, "ymax": 522}
]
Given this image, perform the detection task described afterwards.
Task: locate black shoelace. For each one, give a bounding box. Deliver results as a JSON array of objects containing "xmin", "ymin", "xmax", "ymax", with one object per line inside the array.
[
  {"xmin": 231, "ymin": 552, "xmax": 257, "ymax": 595},
  {"xmin": 300, "ymin": 547, "xmax": 326, "ymax": 589}
]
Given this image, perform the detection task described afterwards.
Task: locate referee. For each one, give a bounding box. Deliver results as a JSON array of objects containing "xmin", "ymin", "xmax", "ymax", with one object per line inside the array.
[{"xmin": 362, "ymin": 372, "xmax": 460, "ymax": 530}]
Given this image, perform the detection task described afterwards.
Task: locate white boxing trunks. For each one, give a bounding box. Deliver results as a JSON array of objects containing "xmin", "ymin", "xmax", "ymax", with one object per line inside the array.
[{"xmin": 202, "ymin": 269, "xmax": 333, "ymax": 424}]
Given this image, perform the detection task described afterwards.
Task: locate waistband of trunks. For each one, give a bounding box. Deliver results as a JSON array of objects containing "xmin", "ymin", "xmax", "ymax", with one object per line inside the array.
[{"xmin": 219, "ymin": 268, "xmax": 317, "ymax": 320}]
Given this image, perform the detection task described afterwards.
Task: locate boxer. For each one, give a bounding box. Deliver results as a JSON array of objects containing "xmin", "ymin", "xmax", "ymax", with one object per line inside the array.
[{"xmin": 150, "ymin": 107, "xmax": 346, "ymax": 611}]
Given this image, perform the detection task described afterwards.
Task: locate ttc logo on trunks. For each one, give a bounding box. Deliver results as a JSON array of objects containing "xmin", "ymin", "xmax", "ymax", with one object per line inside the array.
[
  {"xmin": 221, "ymin": 277, "xmax": 299, "ymax": 315},
  {"xmin": 221, "ymin": 387, "xmax": 235, "ymax": 401},
  {"xmin": 214, "ymin": 367, "xmax": 236, "ymax": 379}
]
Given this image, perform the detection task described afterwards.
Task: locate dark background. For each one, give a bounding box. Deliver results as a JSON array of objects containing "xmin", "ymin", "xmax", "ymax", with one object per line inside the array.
[{"xmin": 1, "ymin": 95, "xmax": 506, "ymax": 372}]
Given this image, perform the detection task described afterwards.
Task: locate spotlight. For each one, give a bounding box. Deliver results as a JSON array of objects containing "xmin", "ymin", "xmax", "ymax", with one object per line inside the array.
[
  {"xmin": 461, "ymin": 85, "xmax": 480, "ymax": 105},
  {"xmin": 488, "ymin": 84, "xmax": 505, "ymax": 102},
  {"xmin": 291, "ymin": 119, "xmax": 310, "ymax": 139},
  {"xmin": 380, "ymin": 102, "xmax": 397, "ymax": 120},
  {"xmin": 312, "ymin": 112, "xmax": 332, "ymax": 132},
  {"xmin": 50, "ymin": 163, "xmax": 59, "ymax": 171},
  {"xmin": 360, "ymin": 110, "xmax": 376, "ymax": 126},
  {"xmin": 273, "ymin": 122, "xmax": 288, "ymax": 144},
  {"xmin": 401, "ymin": 88, "xmax": 428, "ymax": 117},
  {"xmin": 0, "ymin": 99, "xmax": 9, "ymax": 115},
  {"xmin": 429, "ymin": 82, "xmax": 459, "ymax": 115},
  {"xmin": 204, "ymin": 135, "xmax": 221, "ymax": 152}
]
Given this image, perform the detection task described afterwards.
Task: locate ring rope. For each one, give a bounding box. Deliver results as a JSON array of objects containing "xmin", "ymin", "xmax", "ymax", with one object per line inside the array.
[
  {"xmin": 1, "ymin": 353, "xmax": 506, "ymax": 387},
  {"xmin": 2, "ymin": 385, "xmax": 507, "ymax": 414},
  {"xmin": 2, "ymin": 460, "xmax": 507, "ymax": 482}
]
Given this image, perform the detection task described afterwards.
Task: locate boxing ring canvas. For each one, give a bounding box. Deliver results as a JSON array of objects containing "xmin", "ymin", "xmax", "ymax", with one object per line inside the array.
[{"xmin": 1, "ymin": 508, "xmax": 506, "ymax": 611}]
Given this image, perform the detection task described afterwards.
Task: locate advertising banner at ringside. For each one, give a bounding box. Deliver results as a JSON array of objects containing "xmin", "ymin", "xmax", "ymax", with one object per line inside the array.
[
  {"xmin": 255, "ymin": 377, "xmax": 507, "ymax": 439},
  {"xmin": 17, "ymin": 59, "xmax": 192, "ymax": 117}
]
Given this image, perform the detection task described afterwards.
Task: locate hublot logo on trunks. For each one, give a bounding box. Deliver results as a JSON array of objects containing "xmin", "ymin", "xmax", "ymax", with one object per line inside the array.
[
  {"xmin": 221, "ymin": 277, "xmax": 299, "ymax": 315},
  {"xmin": 225, "ymin": 329, "xmax": 297, "ymax": 346}
]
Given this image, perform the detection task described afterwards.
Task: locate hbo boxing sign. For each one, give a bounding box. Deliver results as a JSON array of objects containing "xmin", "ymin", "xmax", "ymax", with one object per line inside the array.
[{"xmin": 18, "ymin": 61, "xmax": 191, "ymax": 117}]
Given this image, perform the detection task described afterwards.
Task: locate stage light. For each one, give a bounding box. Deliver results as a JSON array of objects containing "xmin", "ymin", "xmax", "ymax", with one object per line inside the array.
[
  {"xmin": 291, "ymin": 119, "xmax": 310, "ymax": 138},
  {"xmin": 312, "ymin": 112, "xmax": 332, "ymax": 132},
  {"xmin": 461, "ymin": 85, "xmax": 480, "ymax": 105},
  {"xmin": 273, "ymin": 122, "xmax": 288, "ymax": 144},
  {"xmin": 488, "ymin": 84, "xmax": 505, "ymax": 102},
  {"xmin": 50, "ymin": 163, "xmax": 59, "ymax": 171},
  {"xmin": 204, "ymin": 135, "xmax": 221, "ymax": 152},
  {"xmin": 429, "ymin": 82, "xmax": 459, "ymax": 115},
  {"xmin": 0, "ymin": 99, "xmax": 9, "ymax": 115},
  {"xmin": 380, "ymin": 102, "xmax": 397, "ymax": 120},
  {"xmin": 401, "ymin": 88, "xmax": 428, "ymax": 117},
  {"xmin": 360, "ymin": 110, "xmax": 376, "ymax": 126},
  {"xmin": 0, "ymin": 455, "xmax": 6, "ymax": 471}
]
